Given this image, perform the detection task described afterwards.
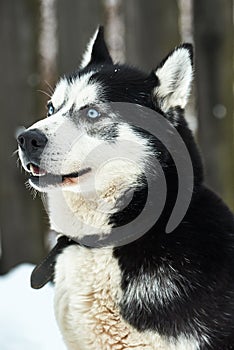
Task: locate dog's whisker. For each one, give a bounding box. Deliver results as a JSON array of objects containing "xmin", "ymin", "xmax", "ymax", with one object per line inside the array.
[
  {"xmin": 37, "ymin": 89, "xmax": 52, "ymax": 98},
  {"xmin": 25, "ymin": 180, "xmax": 30, "ymax": 189},
  {"xmin": 16, "ymin": 157, "xmax": 20, "ymax": 168},
  {"xmin": 12, "ymin": 149, "xmax": 19, "ymax": 157},
  {"xmin": 25, "ymin": 180, "xmax": 38, "ymax": 198},
  {"xmin": 31, "ymin": 188, "xmax": 38, "ymax": 199},
  {"xmin": 44, "ymin": 80, "xmax": 54, "ymax": 95}
]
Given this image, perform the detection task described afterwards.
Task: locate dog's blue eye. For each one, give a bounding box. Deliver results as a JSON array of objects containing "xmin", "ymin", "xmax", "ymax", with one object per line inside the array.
[
  {"xmin": 47, "ymin": 102, "xmax": 55, "ymax": 116},
  {"xmin": 87, "ymin": 108, "xmax": 100, "ymax": 119}
]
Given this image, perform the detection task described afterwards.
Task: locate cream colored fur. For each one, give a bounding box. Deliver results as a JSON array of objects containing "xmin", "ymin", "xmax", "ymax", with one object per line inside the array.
[{"xmin": 54, "ymin": 245, "xmax": 200, "ymax": 350}]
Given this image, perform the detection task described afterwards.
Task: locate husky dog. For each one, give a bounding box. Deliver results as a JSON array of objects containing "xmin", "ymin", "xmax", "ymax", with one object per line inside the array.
[{"xmin": 17, "ymin": 27, "xmax": 234, "ymax": 349}]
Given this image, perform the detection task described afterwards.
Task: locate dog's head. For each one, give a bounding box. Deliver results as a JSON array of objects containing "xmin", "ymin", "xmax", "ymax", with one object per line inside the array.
[
  {"xmin": 17, "ymin": 27, "xmax": 196, "ymax": 240},
  {"xmin": 17, "ymin": 26, "xmax": 193, "ymax": 192}
]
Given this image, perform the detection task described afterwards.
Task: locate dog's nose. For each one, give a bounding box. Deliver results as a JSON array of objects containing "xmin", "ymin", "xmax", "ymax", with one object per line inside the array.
[{"xmin": 17, "ymin": 129, "xmax": 48, "ymax": 154}]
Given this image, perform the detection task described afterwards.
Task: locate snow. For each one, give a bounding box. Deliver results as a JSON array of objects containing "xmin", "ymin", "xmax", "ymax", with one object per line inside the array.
[{"xmin": 0, "ymin": 264, "xmax": 66, "ymax": 350}]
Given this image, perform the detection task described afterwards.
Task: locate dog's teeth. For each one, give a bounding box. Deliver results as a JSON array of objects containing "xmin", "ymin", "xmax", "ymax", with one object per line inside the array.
[{"xmin": 29, "ymin": 164, "xmax": 35, "ymax": 174}]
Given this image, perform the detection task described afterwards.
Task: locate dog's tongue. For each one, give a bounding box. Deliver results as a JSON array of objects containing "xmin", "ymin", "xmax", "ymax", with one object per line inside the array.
[
  {"xmin": 30, "ymin": 164, "xmax": 46, "ymax": 176},
  {"xmin": 62, "ymin": 177, "xmax": 78, "ymax": 185},
  {"xmin": 31, "ymin": 165, "xmax": 40, "ymax": 174}
]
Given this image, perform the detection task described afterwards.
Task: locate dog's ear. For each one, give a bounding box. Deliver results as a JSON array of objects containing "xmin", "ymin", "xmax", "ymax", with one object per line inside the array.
[
  {"xmin": 80, "ymin": 26, "xmax": 113, "ymax": 68},
  {"xmin": 152, "ymin": 44, "xmax": 193, "ymax": 113}
]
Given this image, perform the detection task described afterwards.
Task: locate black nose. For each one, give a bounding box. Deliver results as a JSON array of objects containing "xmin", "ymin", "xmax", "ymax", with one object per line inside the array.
[{"xmin": 17, "ymin": 129, "xmax": 48, "ymax": 155}]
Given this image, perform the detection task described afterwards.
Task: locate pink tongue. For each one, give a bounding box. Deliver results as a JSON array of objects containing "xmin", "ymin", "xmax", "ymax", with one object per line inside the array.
[
  {"xmin": 33, "ymin": 166, "xmax": 40, "ymax": 174},
  {"xmin": 31, "ymin": 164, "xmax": 46, "ymax": 175}
]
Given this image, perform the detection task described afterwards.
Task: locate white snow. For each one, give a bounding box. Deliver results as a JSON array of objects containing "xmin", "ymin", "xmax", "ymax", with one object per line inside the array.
[{"xmin": 0, "ymin": 264, "xmax": 66, "ymax": 350}]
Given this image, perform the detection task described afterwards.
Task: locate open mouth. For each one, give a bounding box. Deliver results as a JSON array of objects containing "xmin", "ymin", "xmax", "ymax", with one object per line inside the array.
[{"xmin": 27, "ymin": 163, "xmax": 91, "ymax": 188}]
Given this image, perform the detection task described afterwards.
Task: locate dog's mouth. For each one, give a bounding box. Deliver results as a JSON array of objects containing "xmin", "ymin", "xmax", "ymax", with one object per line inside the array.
[{"xmin": 27, "ymin": 163, "xmax": 91, "ymax": 189}]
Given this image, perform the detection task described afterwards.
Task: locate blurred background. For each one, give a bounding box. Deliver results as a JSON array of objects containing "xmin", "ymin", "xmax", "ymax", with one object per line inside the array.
[{"xmin": 0, "ymin": 0, "xmax": 234, "ymax": 274}]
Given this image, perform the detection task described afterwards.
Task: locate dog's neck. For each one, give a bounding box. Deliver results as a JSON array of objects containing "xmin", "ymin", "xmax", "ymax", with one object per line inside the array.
[{"xmin": 47, "ymin": 180, "xmax": 140, "ymax": 240}]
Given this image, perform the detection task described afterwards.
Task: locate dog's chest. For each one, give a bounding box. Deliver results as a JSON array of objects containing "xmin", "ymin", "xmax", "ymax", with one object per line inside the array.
[
  {"xmin": 53, "ymin": 246, "xmax": 150, "ymax": 350},
  {"xmin": 53, "ymin": 246, "xmax": 199, "ymax": 350}
]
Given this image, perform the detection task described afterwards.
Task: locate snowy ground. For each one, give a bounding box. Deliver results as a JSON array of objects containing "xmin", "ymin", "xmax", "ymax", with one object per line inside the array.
[{"xmin": 0, "ymin": 264, "xmax": 66, "ymax": 350}]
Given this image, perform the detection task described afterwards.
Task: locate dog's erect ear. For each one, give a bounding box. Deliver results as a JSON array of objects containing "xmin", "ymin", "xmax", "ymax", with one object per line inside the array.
[
  {"xmin": 152, "ymin": 44, "xmax": 193, "ymax": 112},
  {"xmin": 80, "ymin": 26, "xmax": 113, "ymax": 69}
]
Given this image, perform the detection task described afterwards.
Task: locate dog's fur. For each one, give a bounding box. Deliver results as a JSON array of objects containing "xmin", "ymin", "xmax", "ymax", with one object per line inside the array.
[{"xmin": 18, "ymin": 27, "xmax": 234, "ymax": 349}]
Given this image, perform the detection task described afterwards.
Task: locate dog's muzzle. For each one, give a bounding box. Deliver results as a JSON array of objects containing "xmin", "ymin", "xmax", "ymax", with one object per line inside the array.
[{"xmin": 17, "ymin": 128, "xmax": 92, "ymax": 189}]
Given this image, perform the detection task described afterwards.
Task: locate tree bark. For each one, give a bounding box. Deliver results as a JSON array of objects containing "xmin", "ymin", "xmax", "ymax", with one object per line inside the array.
[
  {"xmin": 56, "ymin": 0, "xmax": 103, "ymax": 75},
  {"xmin": 123, "ymin": 0, "xmax": 180, "ymax": 70}
]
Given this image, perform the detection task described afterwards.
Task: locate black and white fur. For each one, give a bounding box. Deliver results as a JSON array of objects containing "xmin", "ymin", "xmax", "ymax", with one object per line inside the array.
[{"xmin": 18, "ymin": 27, "xmax": 234, "ymax": 349}]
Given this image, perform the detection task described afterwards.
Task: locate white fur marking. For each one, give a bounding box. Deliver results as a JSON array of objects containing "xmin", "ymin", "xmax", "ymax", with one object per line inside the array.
[
  {"xmin": 80, "ymin": 28, "xmax": 99, "ymax": 69},
  {"xmin": 50, "ymin": 72, "xmax": 102, "ymax": 116},
  {"xmin": 52, "ymin": 79, "xmax": 69, "ymax": 110}
]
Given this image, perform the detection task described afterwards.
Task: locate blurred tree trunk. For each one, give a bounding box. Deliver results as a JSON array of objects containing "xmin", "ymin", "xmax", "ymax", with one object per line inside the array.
[
  {"xmin": 102, "ymin": 0, "xmax": 125, "ymax": 63},
  {"xmin": 56, "ymin": 0, "xmax": 103, "ymax": 75},
  {"xmin": 0, "ymin": 1, "xmax": 46, "ymax": 273},
  {"xmin": 123, "ymin": 0, "xmax": 180, "ymax": 70},
  {"xmin": 194, "ymin": 0, "xmax": 234, "ymax": 208},
  {"xmin": 38, "ymin": 0, "xmax": 58, "ymax": 113}
]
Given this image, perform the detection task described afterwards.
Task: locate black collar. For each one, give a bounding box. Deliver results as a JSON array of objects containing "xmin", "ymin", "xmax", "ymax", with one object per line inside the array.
[{"xmin": 31, "ymin": 236, "xmax": 79, "ymax": 289}]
